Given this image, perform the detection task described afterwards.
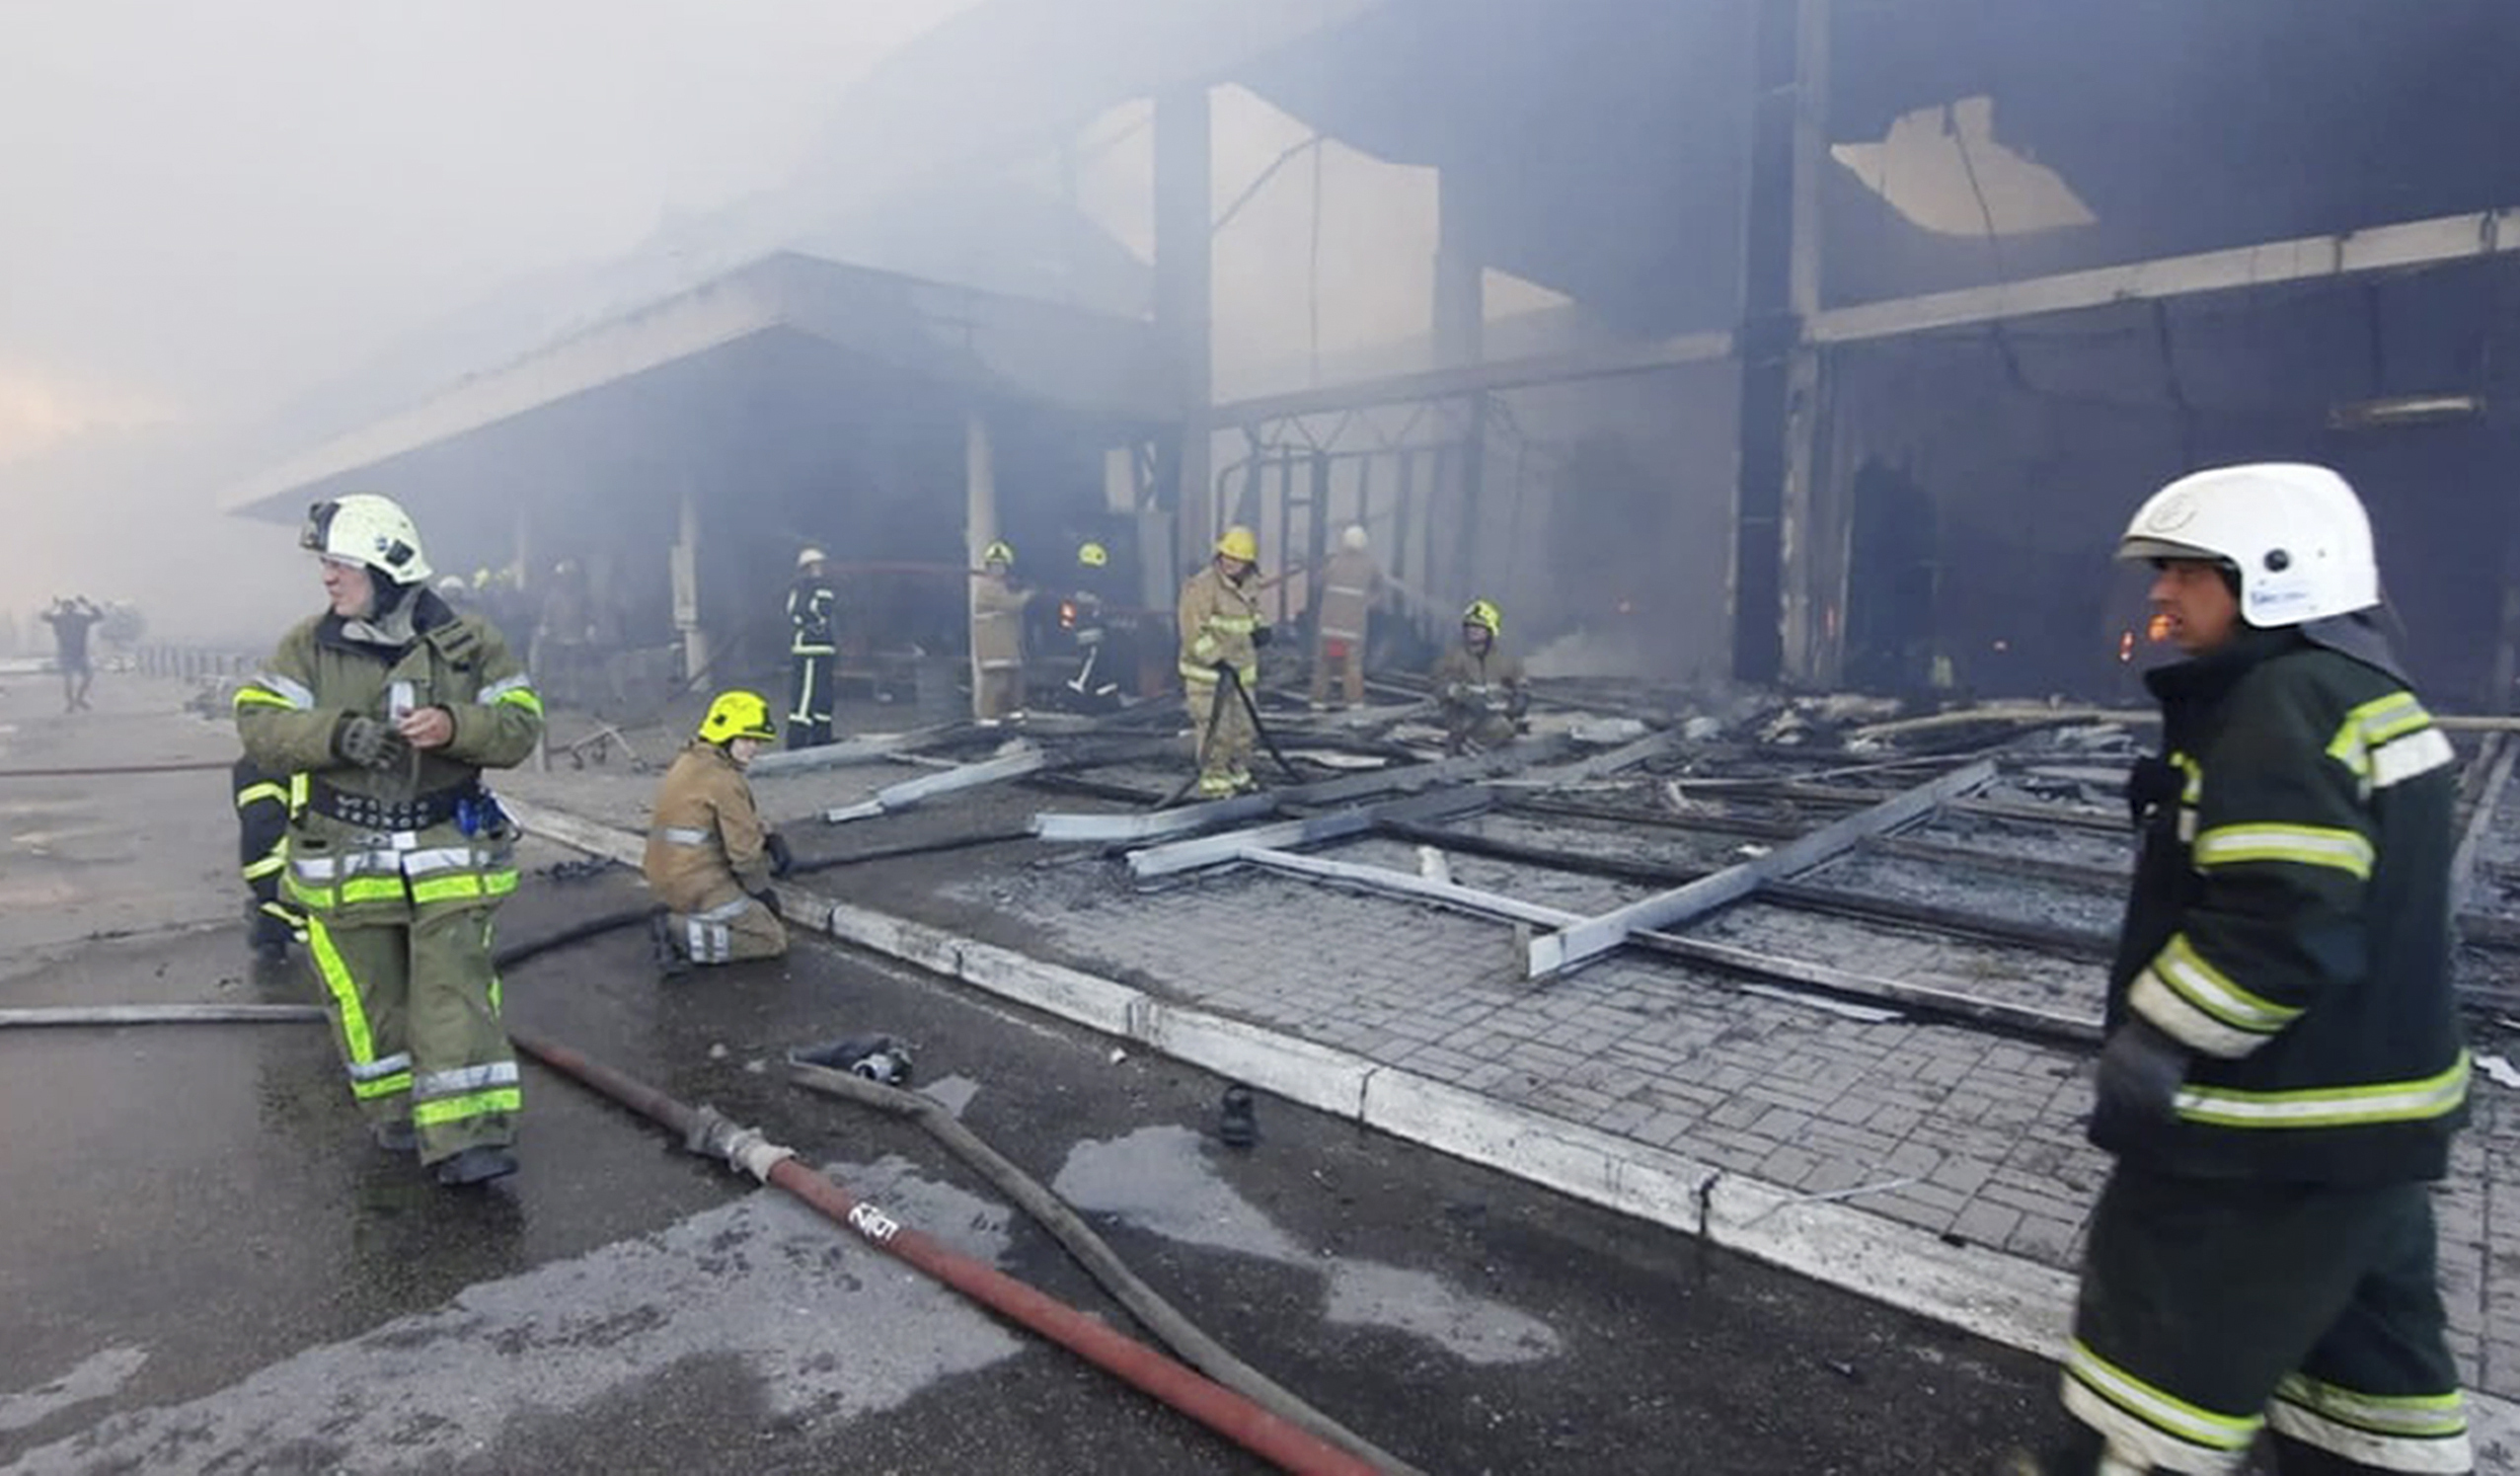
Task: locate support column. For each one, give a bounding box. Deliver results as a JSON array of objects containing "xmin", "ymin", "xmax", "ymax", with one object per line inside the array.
[
  {"xmin": 965, "ymin": 409, "xmax": 998, "ymax": 722},
  {"xmin": 1154, "ymin": 86, "xmax": 1214, "ymax": 584},
  {"xmin": 672, "ymin": 485, "xmax": 709, "ymax": 683},
  {"xmin": 1731, "ymin": 0, "xmax": 1829, "ymax": 686},
  {"xmin": 1779, "ymin": 0, "xmax": 1838, "ymax": 686},
  {"xmin": 1435, "ymin": 172, "xmax": 1486, "ymax": 607}
]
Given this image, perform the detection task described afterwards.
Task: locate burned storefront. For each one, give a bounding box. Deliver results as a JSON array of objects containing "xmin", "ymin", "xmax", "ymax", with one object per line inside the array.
[{"xmin": 219, "ymin": 252, "xmax": 1178, "ymax": 721}]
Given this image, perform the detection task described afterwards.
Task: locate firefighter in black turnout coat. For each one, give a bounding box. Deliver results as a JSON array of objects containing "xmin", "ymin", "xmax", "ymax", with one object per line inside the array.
[{"xmin": 2021, "ymin": 463, "xmax": 2472, "ymax": 1475}]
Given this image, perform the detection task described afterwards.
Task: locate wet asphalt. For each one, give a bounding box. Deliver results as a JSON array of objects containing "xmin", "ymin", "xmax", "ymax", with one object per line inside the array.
[
  {"xmin": 0, "ymin": 866, "xmax": 2063, "ymax": 1475},
  {"xmin": 0, "ymin": 678, "xmax": 2065, "ymax": 1474}
]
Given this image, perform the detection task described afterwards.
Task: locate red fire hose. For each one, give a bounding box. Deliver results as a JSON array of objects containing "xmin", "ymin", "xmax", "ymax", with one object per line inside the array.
[{"xmin": 506, "ymin": 1027, "xmax": 1388, "ymax": 1476}]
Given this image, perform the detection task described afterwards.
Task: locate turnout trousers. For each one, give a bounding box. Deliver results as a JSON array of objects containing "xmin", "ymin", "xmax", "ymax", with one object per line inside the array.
[
  {"xmin": 663, "ymin": 890, "xmax": 789, "ymax": 966},
  {"xmin": 787, "ymin": 650, "xmax": 834, "ymax": 749},
  {"xmin": 2051, "ymin": 1163, "xmax": 2469, "ymax": 1474},
  {"xmin": 1184, "ymin": 674, "xmax": 1255, "ymax": 797},
  {"xmin": 1309, "ymin": 637, "xmax": 1365, "ymax": 709},
  {"xmin": 302, "ymin": 896, "xmax": 519, "ymax": 1167}
]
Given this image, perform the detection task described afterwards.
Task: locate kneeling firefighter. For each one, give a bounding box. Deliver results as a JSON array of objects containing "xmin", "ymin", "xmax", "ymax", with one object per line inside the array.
[
  {"xmin": 235, "ymin": 493, "xmax": 544, "ymax": 1188},
  {"xmin": 1431, "ymin": 598, "xmax": 1528, "ymax": 755},
  {"xmin": 644, "ymin": 690, "xmax": 795, "ymax": 975}
]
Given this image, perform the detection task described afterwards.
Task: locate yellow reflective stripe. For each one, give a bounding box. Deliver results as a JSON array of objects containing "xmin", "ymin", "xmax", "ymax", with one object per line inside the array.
[
  {"xmin": 235, "ymin": 782, "xmax": 287, "ymax": 810},
  {"xmin": 2171, "ymin": 751, "xmax": 2202, "ymax": 805},
  {"xmin": 2192, "ymin": 823, "xmax": 2373, "ymax": 880},
  {"xmin": 233, "ymin": 687, "xmax": 297, "ymax": 712},
  {"xmin": 410, "ymin": 870, "xmax": 518, "ymax": 906},
  {"xmin": 412, "ymin": 1086, "xmax": 521, "ymax": 1126},
  {"xmin": 2175, "ymin": 1052, "xmax": 2471, "ymax": 1129},
  {"xmin": 242, "ymin": 852, "xmax": 286, "ymax": 882},
  {"xmin": 1205, "ymin": 615, "xmax": 1257, "ymax": 633},
  {"xmin": 2155, "ymin": 933, "xmax": 2302, "ymax": 1034},
  {"xmin": 306, "ymin": 917, "xmax": 410, "ymax": 1100},
  {"xmin": 2067, "ymin": 1340, "xmax": 2262, "ymax": 1452},
  {"xmin": 493, "ymin": 686, "xmax": 544, "ymax": 716},
  {"xmin": 2327, "ymin": 692, "xmax": 2431, "ymax": 776},
  {"xmin": 2274, "ymin": 1375, "xmax": 2468, "ymax": 1438},
  {"xmin": 1180, "ymin": 660, "xmax": 1221, "ymax": 684}
]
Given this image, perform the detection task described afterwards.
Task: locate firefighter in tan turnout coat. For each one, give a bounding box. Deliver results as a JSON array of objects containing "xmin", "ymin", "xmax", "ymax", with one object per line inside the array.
[
  {"xmin": 235, "ymin": 493, "xmax": 543, "ymax": 1188},
  {"xmin": 644, "ymin": 690, "xmax": 795, "ymax": 974},
  {"xmin": 1177, "ymin": 524, "xmax": 1270, "ymax": 797}
]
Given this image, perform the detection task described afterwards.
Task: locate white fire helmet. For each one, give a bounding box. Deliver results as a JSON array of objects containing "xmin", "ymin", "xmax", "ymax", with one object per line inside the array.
[
  {"xmin": 2116, "ymin": 463, "xmax": 2379, "ymax": 628},
  {"xmin": 1340, "ymin": 524, "xmax": 1369, "ymax": 553},
  {"xmin": 302, "ymin": 494, "xmax": 431, "ymax": 584}
]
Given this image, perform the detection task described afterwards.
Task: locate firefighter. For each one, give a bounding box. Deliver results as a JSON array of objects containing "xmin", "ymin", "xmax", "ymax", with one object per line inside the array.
[
  {"xmin": 1430, "ymin": 598, "xmax": 1527, "ymax": 755},
  {"xmin": 643, "ymin": 690, "xmax": 794, "ymax": 975},
  {"xmin": 234, "ymin": 494, "xmax": 543, "ymax": 1188},
  {"xmin": 1177, "ymin": 525, "xmax": 1270, "ymax": 796},
  {"xmin": 1309, "ymin": 524, "xmax": 1382, "ymax": 712},
  {"xmin": 970, "ymin": 539, "xmax": 1030, "ymax": 724},
  {"xmin": 231, "ymin": 758, "xmax": 304, "ymax": 967},
  {"xmin": 2019, "ymin": 464, "xmax": 2471, "ymax": 1475},
  {"xmin": 786, "ymin": 546, "xmax": 838, "ymax": 748}
]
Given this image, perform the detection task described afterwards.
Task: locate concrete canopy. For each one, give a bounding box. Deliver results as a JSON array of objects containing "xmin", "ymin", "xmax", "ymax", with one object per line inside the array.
[{"xmin": 220, "ymin": 252, "xmax": 1173, "ymax": 525}]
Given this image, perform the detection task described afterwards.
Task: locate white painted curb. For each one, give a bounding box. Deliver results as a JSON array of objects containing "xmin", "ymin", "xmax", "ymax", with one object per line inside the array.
[{"xmin": 506, "ymin": 797, "xmax": 2520, "ymax": 1469}]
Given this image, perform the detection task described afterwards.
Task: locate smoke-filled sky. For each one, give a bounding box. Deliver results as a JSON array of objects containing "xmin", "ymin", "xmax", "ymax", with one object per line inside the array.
[{"xmin": 0, "ymin": 0, "xmax": 978, "ymax": 460}]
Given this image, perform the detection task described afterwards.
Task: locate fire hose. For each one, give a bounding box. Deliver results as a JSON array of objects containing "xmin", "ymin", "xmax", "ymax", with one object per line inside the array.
[
  {"xmin": 508, "ymin": 1027, "xmax": 1386, "ymax": 1476},
  {"xmin": 0, "ymin": 903, "xmax": 1405, "ymax": 1473}
]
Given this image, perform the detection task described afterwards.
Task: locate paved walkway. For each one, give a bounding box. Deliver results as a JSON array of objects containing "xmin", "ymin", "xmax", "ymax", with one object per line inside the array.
[{"xmin": 502, "ymin": 727, "xmax": 2520, "ymax": 1465}]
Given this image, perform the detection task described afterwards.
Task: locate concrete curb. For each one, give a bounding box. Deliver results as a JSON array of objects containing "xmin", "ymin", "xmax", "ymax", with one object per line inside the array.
[{"xmin": 505, "ymin": 796, "xmax": 2520, "ymax": 1467}]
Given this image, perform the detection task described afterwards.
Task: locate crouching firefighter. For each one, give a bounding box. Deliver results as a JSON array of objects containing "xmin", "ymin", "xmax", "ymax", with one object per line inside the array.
[
  {"xmin": 644, "ymin": 690, "xmax": 795, "ymax": 976},
  {"xmin": 235, "ymin": 493, "xmax": 544, "ymax": 1188},
  {"xmin": 1431, "ymin": 599, "xmax": 1528, "ymax": 755},
  {"xmin": 232, "ymin": 758, "xmax": 306, "ymax": 966},
  {"xmin": 2017, "ymin": 463, "xmax": 2473, "ymax": 1476}
]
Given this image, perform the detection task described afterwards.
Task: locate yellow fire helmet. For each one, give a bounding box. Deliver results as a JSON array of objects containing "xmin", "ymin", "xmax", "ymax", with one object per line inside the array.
[
  {"xmin": 1462, "ymin": 598, "xmax": 1502, "ymax": 636},
  {"xmin": 1077, "ymin": 540, "xmax": 1109, "ymax": 568},
  {"xmin": 983, "ymin": 539, "xmax": 1015, "ymax": 568},
  {"xmin": 698, "ymin": 690, "xmax": 779, "ymax": 745},
  {"xmin": 1215, "ymin": 525, "xmax": 1259, "ymax": 562}
]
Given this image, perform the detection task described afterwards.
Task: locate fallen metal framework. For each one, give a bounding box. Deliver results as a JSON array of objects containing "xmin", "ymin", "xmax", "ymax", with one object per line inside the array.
[
  {"xmin": 1126, "ymin": 788, "xmax": 1493, "ymax": 880},
  {"xmin": 1523, "ymin": 759, "xmax": 1999, "ymax": 977},
  {"xmin": 824, "ymin": 745, "xmax": 1047, "ymax": 822}
]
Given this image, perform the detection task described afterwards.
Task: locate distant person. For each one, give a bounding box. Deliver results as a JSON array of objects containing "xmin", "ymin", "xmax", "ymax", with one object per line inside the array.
[
  {"xmin": 1430, "ymin": 599, "xmax": 1527, "ymax": 754},
  {"xmin": 645, "ymin": 690, "xmax": 794, "ymax": 975},
  {"xmin": 1308, "ymin": 524, "xmax": 1384, "ymax": 712},
  {"xmin": 233, "ymin": 493, "xmax": 543, "ymax": 1188},
  {"xmin": 41, "ymin": 595, "xmax": 104, "ymax": 712},
  {"xmin": 786, "ymin": 547, "xmax": 837, "ymax": 748},
  {"xmin": 969, "ymin": 539, "xmax": 1031, "ymax": 724},
  {"xmin": 532, "ymin": 559, "xmax": 594, "ymax": 711},
  {"xmin": 2016, "ymin": 464, "xmax": 2472, "ymax": 1474}
]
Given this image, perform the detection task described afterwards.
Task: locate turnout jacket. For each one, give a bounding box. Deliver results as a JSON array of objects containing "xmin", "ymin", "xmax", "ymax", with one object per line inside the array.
[
  {"xmin": 970, "ymin": 572, "xmax": 1028, "ymax": 670},
  {"xmin": 788, "ymin": 578, "xmax": 837, "ymax": 656},
  {"xmin": 1312, "ymin": 550, "xmax": 1381, "ymax": 646},
  {"xmin": 1178, "ymin": 564, "xmax": 1263, "ymax": 689},
  {"xmin": 234, "ymin": 590, "xmax": 542, "ymax": 917},
  {"xmin": 1430, "ymin": 642, "xmax": 1526, "ymax": 717},
  {"xmin": 2105, "ymin": 620, "xmax": 2467, "ymax": 1184},
  {"xmin": 644, "ymin": 740, "xmax": 771, "ymax": 911}
]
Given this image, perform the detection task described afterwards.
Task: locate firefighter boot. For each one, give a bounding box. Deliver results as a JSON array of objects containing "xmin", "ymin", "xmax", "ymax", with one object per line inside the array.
[{"xmin": 435, "ymin": 1145, "xmax": 518, "ymax": 1187}]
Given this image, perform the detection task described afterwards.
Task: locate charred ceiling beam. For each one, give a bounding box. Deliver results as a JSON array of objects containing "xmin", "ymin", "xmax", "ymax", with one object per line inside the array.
[{"xmin": 1811, "ymin": 206, "xmax": 2520, "ymax": 345}]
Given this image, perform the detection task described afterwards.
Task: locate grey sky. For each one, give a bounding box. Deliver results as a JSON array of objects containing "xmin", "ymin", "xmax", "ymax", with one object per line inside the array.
[{"xmin": 0, "ymin": 0, "xmax": 973, "ymax": 454}]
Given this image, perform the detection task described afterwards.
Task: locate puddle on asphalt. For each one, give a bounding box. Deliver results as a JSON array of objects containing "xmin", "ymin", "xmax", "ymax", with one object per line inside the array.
[
  {"xmin": 1, "ymin": 1156, "xmax": 1021, "ymax": 1474},
  {"xmin": 1053, "ymin": 1125, "xmax": 1563, "ymax": 1366}
]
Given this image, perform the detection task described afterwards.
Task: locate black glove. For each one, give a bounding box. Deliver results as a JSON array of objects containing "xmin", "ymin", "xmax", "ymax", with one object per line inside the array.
[
  {"xmin": 2125, "ymin": 753, "xmax": 2183, "ymax": 829},
  {"xmin": 764, "ymin": 832, "xmax": 795, "ymax": 878},
  {"xmin": 750, "ymin": 888, "xmax": 784, "ymax": 919},
  {"xmin": 1213, "ymin": 660, "xmax": 1237, "ymax": 680},
  {"xmin": 2094, "ymin": 1016, "xmax": 2188, "ymax": 1136},
  {"xmin": 1250, "ymin": 624, "xmax": 1273, "ymax": 649},
  {"xmin": 335, "ymin": 715, "xmax": 412, "ymax": 772}
]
